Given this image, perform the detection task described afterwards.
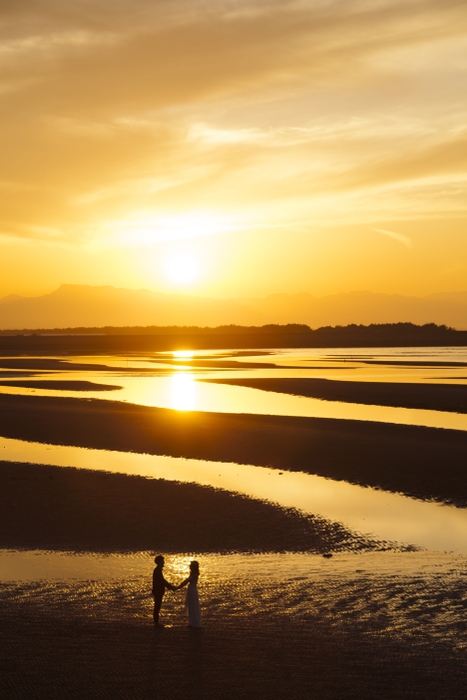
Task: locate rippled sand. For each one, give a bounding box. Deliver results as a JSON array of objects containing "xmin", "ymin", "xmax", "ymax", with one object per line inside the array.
[{"xmin": 2, "ymin": 558, "xmax": 467, "ymax": 699}]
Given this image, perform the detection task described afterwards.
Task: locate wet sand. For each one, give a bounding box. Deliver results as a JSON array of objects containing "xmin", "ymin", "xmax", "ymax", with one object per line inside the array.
[
  {"xmin": 0, "ymin": 461, "xmax": 366, "ymax": 553},
  {"xmin": 0, "ymin": 358, "xmax": 118, "ymax": 371},
  {"xmin": 150, "ymin": 358, "xmax": 313, "ymax": 369},
  {"xmin": 0, "ymin": 393, "xmax": 467, "ymax": 505},
  {"xmin": 0, "ymin": 355, "xmax": 306, "ymax": 372},
  {"xmin": 2, "ymin": 391, "xmax": 467, "ymax": 697},
  {"xmin": 0, "ymin": 358, "xmax": 165, "ymax": 373},
  {"xmin": 0, "ymin": 380, "xmax": 121, "ymax": 391},
  {"xmin": 2, "ymin": 572, "xmax": 467, "ymax": 699},
  {"xmin": 202, "ymin": 377, "xmax": 467, "ymax": 413}
]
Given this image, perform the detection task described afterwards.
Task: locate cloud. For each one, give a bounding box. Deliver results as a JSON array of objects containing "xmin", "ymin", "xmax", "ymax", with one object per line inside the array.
[
  {"xmin": 331, "ymin": 132, "xmax": 467, "ymax": 193},
  {"xmin": 3, "ymin": 0, "xmax": 467, "ymax": 119},
  {"xmin": 371, "ymin": 228, "xmax": 413, "ymax": 248},
  {"xmin": 0, "ymin": 0, "xmax": 467, "ymax": 243}
]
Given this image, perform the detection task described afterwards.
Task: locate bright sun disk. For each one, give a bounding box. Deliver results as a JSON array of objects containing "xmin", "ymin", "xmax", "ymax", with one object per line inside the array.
[{"xmin": 165, "ymin": 253, "xmax": 200, "ymax": 286}]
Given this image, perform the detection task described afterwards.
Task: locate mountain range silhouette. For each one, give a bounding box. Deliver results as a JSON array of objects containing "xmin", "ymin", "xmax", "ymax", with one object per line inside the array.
[{"xmin": 1, "ymin": 285, "xmax": 467, "ymax": 330}]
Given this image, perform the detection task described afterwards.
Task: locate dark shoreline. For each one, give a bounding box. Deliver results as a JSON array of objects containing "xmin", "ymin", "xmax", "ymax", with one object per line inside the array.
[
  {"xmin": 0, "ymin": 461, "xmax": 372, "ymax": 554},
  {"xmin": 1, "ymin": 393, "xmax": 467, "ymax": 506},
  {"xmin": 201, "ymin": 377, "xmax": 467, "ymax": 413},
  {"xmin": 2, "ymin": 327, "xmax": 467, "ymax": 354},
  {"xmin": 0, "ymin": 380, "xmax": 122, "ymax": 391}
]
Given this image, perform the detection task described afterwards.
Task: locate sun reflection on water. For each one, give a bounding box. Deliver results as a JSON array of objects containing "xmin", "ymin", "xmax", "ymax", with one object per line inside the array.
[
  {"xmin": 172, "ymin": 351, "xmax": 194, "ymax": 359},
  {"xmin": 170, "ymin": 373, "xmax": 196, "ymax": 411},
  {"xmin": 166, "ymin": 555, "xmax": 194, "ymax": 580}
]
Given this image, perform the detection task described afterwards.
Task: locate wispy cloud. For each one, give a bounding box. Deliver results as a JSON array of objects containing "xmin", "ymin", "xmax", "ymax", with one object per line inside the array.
[
  {"xmin": 371, "ymin": 228, "xmax": 413, "ymax": 248},
  {"xmin": 0, "ymin": 0, "xmax": 467, "ymax": 244}
]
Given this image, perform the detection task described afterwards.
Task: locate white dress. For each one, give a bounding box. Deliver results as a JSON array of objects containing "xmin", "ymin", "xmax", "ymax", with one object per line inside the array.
[{"xmin": 184, "ymin": 575, "xmax": 201, "ymax": 628}]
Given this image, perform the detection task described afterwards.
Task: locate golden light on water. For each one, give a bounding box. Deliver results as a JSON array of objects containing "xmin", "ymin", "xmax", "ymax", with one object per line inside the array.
[
  {"xmin": 170, "ymin": 373, "xmax": 196, "ymax": 411},
  {"xmin": 172, "ymin": 351, "xmax": 195, "ymax": 359},
  {"xmin": 165, "ymin": 555, "xmax": 194, "ymax": 580}
]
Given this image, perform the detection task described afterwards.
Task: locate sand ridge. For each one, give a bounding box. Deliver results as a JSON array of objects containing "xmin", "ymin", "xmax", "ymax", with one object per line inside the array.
[
  {"xmin": 201, "ymin": 377, "xmax": 467, "ymax": 413},
  {"xmin": 0, "ymin": 461, "xmax": 373, "ymax": 554},
  {"xmin": 0, "ymin": 393, "xmax": 467, "ymax": 505}
]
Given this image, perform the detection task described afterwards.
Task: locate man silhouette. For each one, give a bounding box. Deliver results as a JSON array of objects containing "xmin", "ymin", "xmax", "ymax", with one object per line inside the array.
[{"xmin": 152, "ymin": 555, "xmax": 176, "ymax": 627}]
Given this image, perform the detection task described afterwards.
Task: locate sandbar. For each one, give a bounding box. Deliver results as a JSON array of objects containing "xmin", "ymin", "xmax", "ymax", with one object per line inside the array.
[
  {"xmin": 201, "ymin": 377, "xmax": 467, "ymax": 413},
  {"xmin": 0, "ymin": 461, "xmax": 368, "ymax": 554},
  {"xmin": 0, "ymin": 393, "xmax": 466, "ymax": 505},
  {"xmin": 0, "ymin": 380, "xmax": 121, "ymax": 391}
]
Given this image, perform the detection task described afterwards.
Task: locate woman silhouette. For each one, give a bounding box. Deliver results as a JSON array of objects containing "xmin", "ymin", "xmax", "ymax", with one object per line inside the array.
[{"xmin": 178, "ymin": 561, "xmax": 201, "ymax": 629}]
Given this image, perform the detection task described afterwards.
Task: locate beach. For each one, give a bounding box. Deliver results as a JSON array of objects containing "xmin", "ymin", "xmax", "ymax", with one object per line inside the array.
[
  {"xmin": 2, "ymin": 351, "xmax": 467, "ymax": 698},
  {"xmin": 0, "ymin": 460, "xmax": 365, "ymax": 553},
  {"xmin": 2, "ymin": 557, "xmax": 467, "ymax": 700}
]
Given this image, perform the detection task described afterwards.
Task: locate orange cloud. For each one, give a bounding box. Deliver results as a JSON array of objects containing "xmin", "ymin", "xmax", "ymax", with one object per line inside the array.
[{"xmin": 1, "ymin": 0, "xmax": 467, "ymax": 298}]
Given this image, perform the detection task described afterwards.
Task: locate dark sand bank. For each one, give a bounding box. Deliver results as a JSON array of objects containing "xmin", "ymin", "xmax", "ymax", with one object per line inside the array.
[
  {"xmin": 0, "ymin": 355, "xmax": 305, "ymax": 372},
  {"xmin": 0, "ymin": 358, "xmax": 164, "ymax": 373},
  {"xmin": 0, "ymin": 358, "xmax": 116, "ymax": 371},
  {"xmin": 0, "ymin": 371, "xmax": 41, "ymax": 378},
  {"xmin": 1, "ymin": 394, "xmax": 467, "ymax": 505},
  {"xmin": 1, "ymin": 573, "xmax": 467, "ymax": 700},
  {"xmin": 152, "ymin": 358, "xmax": 281, "ymax": 369},
  {"xmin": 155, "ymin": 350, "xmax": 274, "ymax": 358},
  {"xmin": 0, "ymin": 461, "xmax": 364, "ymax": 553},
  {"xmin": 151, "ymin": 358, "xmax": 310, "ymax": 369},
  {"xmin": 0, "ymin": 380, "xmax": 121, "ymax": 391},
  {"xmin": 202, "ymin": 377, "xmax": 467, "ymax": 413},
  {"xmin": 362, "ymin": 359, "xmax": 467, "ymax": 367}
]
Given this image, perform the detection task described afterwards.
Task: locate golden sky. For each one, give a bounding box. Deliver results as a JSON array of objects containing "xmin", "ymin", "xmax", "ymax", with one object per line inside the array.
[{"xmin": 1, "ymin": 0, "xmax": 466, "ymax": 299}]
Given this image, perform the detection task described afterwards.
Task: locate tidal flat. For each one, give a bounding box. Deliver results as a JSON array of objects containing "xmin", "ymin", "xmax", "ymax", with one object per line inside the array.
[
  {"xmin": 1, "ymin": 346, "xmax": 467, "ymax": 699},
  {"xmin": 2, "ymin": 551, "xmax": 467, "ymax": 699}
]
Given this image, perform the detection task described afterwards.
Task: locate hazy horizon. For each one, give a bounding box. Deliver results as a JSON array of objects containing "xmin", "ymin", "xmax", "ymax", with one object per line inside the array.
[
  {"xmin": 2, "ymin": 283, "xmax": 467, "ymax": 330},
  {"xmin": 3, "ymin": 281, "xmax": 467, "ymax": 302}
]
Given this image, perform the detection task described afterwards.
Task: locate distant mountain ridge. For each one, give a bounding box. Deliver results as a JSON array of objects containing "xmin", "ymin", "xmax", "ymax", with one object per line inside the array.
[
  {"xmin": 1, "ymin": 284, "xmax": 467, "ymax": 330},
  {"xmin": 0, "ymin": 284, "xmax": 267, "ymax": 330}
]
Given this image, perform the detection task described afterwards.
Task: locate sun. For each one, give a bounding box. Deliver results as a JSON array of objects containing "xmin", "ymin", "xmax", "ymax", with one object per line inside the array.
[{"xmin": 165, "ymin": 252, "xmax": 201, "ymax": 286}]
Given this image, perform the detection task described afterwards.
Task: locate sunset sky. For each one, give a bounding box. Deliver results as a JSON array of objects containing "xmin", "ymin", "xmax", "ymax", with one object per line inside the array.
[{"xmin": 1, "ymin": 0, "xmax": 466, "ymax": 300}]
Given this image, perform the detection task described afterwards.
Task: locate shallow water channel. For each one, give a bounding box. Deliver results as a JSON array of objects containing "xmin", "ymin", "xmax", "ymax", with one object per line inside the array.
[
  {"xmin": 1, "ymin": 435, "xmax": 466, "ymax": 554},
  {"xmin": 1, "ymin": 346, "xmax": 467, "ymax": 582},
  {"xmin": 2, "ymin": 347, "xmax": 467, "ymax": 431},
  {"xmin": 2, "ymin": 548, "xmax": 466, "ymax": 583}
]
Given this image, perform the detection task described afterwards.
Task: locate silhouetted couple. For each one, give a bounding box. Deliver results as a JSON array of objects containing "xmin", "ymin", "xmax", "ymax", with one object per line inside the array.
[{"xmin": 152, "ymin": 555, "xmax": 201, "ymax": 629}]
